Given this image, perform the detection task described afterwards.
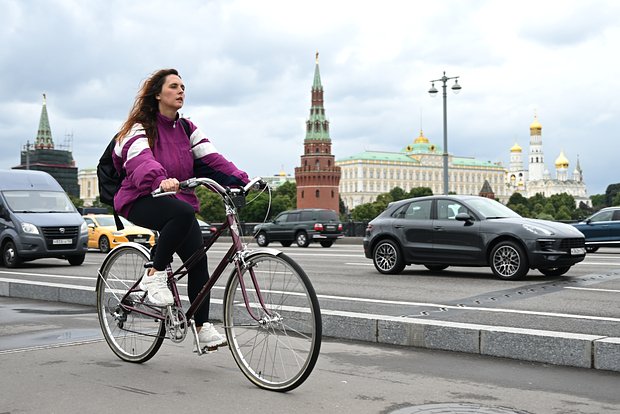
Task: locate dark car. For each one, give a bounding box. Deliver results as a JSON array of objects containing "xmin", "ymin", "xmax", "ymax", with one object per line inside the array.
[
  {"xmin": 253, "ymin": 208, "xmax": 344, "ymax": 247},
  {"xmin": 197, "ymin": 219, "xmax": 217, "ymax": 243},
  {"xmin": 363, "ymin": 195, "xmax": 586, "ymax": 280},
  {"xmin": 572, "ymin": 206, "xmax": 620, "ymax": 253}
]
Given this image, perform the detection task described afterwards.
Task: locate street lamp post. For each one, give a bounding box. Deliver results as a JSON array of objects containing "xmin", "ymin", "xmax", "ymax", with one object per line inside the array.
[{"xmin": 428, "ymin": 71, "xmax": 461, "ymax": 195}]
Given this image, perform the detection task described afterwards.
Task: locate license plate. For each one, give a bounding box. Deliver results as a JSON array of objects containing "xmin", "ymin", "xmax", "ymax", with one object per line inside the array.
[
  {"xmin": 326, "ymin": 225, "xmax": 335, "ymax": 230},
  {"xmin": 52, "ymin": 239, "xmax": 73, "ymax": 245},
  {"xmin": 134, "ymin": 238, "xmax": 146, "ymax": 243},
  {"xmin": 571, "ymin": 247, "xmax": 586, "ymax": 255}
]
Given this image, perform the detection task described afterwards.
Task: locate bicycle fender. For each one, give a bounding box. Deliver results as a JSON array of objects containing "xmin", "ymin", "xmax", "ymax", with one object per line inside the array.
[
  {"xmin": 243, "ymin": 247, "xmax": 283, "ymax": 259},
  {"xmin": 99, "ymin": 242, "xmax": 152, "ymax": 274}
]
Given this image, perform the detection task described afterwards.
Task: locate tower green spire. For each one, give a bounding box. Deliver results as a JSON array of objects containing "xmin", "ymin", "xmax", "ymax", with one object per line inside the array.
[
  {"xmin": 35, "ymin": 93, "xmax": 54, "ymax": 149},
  {"xmin": 305, "ymin": 52, "xmax": 331, "ymax": 141}
]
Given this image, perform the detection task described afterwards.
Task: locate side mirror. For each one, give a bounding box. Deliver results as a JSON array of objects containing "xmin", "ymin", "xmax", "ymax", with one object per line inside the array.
[
  {"xmin": 455, "ymin": 212, "xmax": 472, "ymax": 222},
  {"xmin": 585, "ymin": 218, "xmax": 592, "ymax": 224},
  {"xmin": 0, "ymin": 205, "xmax": 10, "ymax": 220}
]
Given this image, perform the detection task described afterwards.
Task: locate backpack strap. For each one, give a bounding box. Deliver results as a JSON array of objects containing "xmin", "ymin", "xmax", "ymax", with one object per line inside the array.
[
  {"xmin": 179, "ymin": 117, "xmax": 191, "ymax": 138},
  {"xmin": 113, "ymin": 209, "xmax": 124, "ymax": 231}
]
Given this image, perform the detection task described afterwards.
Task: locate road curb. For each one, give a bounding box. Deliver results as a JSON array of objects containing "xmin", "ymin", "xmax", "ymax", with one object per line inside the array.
[{"xmin": 1, "ymin": 278, "xmax": 619, "ymax": 373}]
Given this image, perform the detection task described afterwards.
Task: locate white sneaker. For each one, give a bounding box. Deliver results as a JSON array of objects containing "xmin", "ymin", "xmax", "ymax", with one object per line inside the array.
[
  {"xmin": 138, "ymin": 269, "xmax": 173, "ymax": 306},
  {"xmin": 197, "ymin": 323, "xmax": 227, "ymax": 351}
]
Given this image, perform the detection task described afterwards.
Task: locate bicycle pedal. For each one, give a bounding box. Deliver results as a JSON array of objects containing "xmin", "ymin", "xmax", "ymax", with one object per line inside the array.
[{"xmin": 194, "ymin": 346, "xmax": 218, "ymax": 355}]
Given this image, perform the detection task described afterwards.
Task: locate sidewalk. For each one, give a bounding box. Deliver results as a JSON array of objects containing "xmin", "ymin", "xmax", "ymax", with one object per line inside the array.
[{"xmin": 2, "ymin": 269, "xmax": 619, "ymax": 373}]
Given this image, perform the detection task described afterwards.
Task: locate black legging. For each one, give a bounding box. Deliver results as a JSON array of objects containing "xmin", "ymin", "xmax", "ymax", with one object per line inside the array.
[{"xmin": 127, "ymin": 195, "xmax": 210, "ymax": 326}]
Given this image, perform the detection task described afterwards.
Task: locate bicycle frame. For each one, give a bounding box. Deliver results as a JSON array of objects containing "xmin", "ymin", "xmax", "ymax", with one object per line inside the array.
[{"xmin": 117, "ymin": 177, "xmax": 273, "ymax": 326}]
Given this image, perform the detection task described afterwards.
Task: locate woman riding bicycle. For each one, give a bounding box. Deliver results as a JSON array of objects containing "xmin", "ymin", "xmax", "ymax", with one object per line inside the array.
[{"xmin": 112, "ymin": 68, "xmax": 249, "ymax": 350}]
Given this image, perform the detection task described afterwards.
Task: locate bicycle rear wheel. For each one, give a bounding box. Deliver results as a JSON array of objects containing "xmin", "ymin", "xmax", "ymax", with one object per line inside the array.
[
  {"xmin": 223, "ymin": 252, "xmax": 322, "ymax": 392},
  {"xmin": 96, "ymin": 244, "xmax": 165, "ymax": 363}
]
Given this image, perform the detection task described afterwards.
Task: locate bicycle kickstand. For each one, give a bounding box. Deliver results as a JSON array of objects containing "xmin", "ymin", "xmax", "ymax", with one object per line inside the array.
[{"xmin": 190, "ymin": 319, "xmax": 204, "ymax": 356}]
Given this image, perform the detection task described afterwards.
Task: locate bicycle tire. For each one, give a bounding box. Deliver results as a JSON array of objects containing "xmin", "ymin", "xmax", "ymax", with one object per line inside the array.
[
  {"xmin": 96, "ymin": 244, "xmax": 165, "ymax": 363},
  {"xmin": 223, "ymin": 252, "xmax": 322, "ymax": 392}
]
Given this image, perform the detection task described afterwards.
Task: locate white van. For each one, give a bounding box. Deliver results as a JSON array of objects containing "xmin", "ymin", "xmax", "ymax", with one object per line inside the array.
[{"xmin": 0, "ymin": 169, "xmax": 88, "ymax": 267}]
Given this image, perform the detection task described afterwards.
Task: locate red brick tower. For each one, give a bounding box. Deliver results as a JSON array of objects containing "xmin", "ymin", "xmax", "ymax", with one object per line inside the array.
[{"xmin": 295, "ymin": 53, "xmax": 341, "ymax": 212}]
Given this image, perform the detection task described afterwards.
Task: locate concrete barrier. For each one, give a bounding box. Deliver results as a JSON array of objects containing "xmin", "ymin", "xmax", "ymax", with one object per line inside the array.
[{"xmin": 2, "ymin": 277, "xmax": 619, "ymax": 373}]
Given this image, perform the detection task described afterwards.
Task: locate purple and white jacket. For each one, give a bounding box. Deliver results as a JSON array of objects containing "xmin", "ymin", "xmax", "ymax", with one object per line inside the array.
[{"xmin": 112, "ymin": 112, "xmax": 249, "ymax": 217}]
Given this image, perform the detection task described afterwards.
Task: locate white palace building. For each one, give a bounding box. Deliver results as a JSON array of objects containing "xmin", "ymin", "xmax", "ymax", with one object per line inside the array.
[{"xmin": 337, "ymin": 114, "xmax": 589, "ymax": 210}]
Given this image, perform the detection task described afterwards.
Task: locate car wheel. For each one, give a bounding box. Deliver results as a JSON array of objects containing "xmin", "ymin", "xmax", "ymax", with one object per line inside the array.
[
  {"xmin": 67, "ymin": 254, "xmax": 85, "ymax": 266},
  {"xmin": 2, "ymin": 241, "xmax": 22, "ymax": 268},
  {"xmin": 296, "ymin": 232, "xmax": 310, "ymax": 248},
  {"xmin": 490, "ymin": 240, "xmax": 529, "ymax": 280},
  {"xmin": 585, "ymin": 246, "xmax": 599, "ymax": 253},
  {"xmin": 538, "ymin": 266, "xmax": 571, "ymax": 277},
  {"xmin": 280, "ymin": 241, "xmax": 292, "ymax": 247},
  {"xmin": 372, "ymin": 239, "xmax": 405, "ymax": 274},
  {"xmin": 256, "ymin": 232, "xmax": 269, "ymax": 247},
  {"xmin": 99, "ymin": 236, "xmax": 111, "ymax": 253},
  {"xmin": 320, "ymin": 241, "xmax": 334, "ymax": 248},
  {"xmin": 424, "ymin": 264, "xmax": 448, "ymax": 272}
]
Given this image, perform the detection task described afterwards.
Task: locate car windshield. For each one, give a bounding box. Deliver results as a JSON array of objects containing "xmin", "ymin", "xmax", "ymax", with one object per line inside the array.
[
  {"xmin": 3, "ymin": 190, "xmax": 76, "ymax": 213},
  {"xmin": 466, "ymin": 198, "xmax": 521, "ymax": 219},
  {"xmin": 95, "ymin": 216, "xmax": 132, "ymax": 227}
]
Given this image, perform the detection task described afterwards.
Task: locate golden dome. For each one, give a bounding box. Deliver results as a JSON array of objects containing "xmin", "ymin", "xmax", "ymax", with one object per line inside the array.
[
  {"xmin": 510, "ymin": 142, "xmax": 522, "ymax": 152},
  {"xmin": 414, "ymin": 129, "xmax": 429, "ymax": 144},
  {"xmin": 530, "ymin": 115, "xmax": 542, "ymax": 131},
  {"xmin": 554, "ymin": 150, "xmax": 569, "ymax": 168}
]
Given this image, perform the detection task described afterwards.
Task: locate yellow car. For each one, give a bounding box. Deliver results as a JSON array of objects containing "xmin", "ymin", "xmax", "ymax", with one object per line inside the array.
[{"xmin": 83, "ymin": 214, "xmax": 155, "ymax": 253}]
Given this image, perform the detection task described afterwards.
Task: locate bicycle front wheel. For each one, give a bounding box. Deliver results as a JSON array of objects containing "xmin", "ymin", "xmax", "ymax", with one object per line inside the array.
[
  {"xmin": 96, "ymin": 244, "xmax": 165, "ymax": 363},
  {"xmin": 224, "ymin": 252, "xmax": 322, "ymax": 392}
]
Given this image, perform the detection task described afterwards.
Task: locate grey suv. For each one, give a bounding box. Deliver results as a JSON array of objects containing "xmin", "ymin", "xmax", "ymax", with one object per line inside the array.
[{"xmin": 253, "ymin": 208, "xmax": 344, "ymax": 247}]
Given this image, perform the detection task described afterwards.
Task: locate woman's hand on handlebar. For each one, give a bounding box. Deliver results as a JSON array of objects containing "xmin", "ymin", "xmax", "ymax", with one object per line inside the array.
[{"xmin": 159, "ymin": 178, "xmax": 180, "ymax": 193}]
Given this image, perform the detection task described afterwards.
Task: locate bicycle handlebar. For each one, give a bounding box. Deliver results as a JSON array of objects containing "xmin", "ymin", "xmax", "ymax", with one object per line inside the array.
[{"xmin": 151, "ymin": 176, "xmax": 265, "ymax": 198}]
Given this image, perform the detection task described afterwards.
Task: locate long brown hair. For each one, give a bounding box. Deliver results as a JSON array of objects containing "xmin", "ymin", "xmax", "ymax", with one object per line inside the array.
[{"xmin": 116, "ymin": 68, "xmax": 180, "ymax": 147}]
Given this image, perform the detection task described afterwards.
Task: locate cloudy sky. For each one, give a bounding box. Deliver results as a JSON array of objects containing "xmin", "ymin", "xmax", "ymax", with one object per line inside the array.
[{"xmin": 1, "ymin": 0, "xmax": 618, "ymax": 196}]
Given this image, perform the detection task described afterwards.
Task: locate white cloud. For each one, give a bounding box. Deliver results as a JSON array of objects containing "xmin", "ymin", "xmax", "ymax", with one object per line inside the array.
[{"xmin": 0, "ymin": 0, "xmax": 618, "ymax": 195}]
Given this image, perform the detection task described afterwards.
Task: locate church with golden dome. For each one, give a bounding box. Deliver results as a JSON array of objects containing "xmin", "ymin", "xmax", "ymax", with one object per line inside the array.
[{"xmin": 506, "ymin": 114, "xmax": 589, "ymax": 207}]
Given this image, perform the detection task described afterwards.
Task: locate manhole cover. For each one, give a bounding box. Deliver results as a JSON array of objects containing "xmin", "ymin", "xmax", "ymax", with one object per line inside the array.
[{"xmin": 390, "ymin": 403, "xmax": 531, "ymax": 414}]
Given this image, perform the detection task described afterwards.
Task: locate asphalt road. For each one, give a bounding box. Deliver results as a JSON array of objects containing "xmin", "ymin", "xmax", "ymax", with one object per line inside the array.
[
  {"xmin": 1, "ymin": 296, "xmax": 619, "ymax": 414},
  {"xmin": 1, "ymin": 242, "xmax": 619, "ymax": 338}
]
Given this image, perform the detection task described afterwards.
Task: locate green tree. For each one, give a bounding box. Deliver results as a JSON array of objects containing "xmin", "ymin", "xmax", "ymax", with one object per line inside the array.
[
  {"xmin": 274, "ymin": 181, "xmax": 296, "ymax": 204},
  {"xmin": 69, "ymin": 194, "xmax": 84, "ymax": 208},
  {"xmin": 541, "ymin": 202, "xmax": 556, "ymax": 218},
  {"xmin": 351, "ymin": 203, "xmax": 380, "ymax": 221},
  {"xmin": 556, "ymin": 205, "xmax": 572, "ymax": 221},
  {"xmin": 605, "ymin": 183, "xmax": 620, "ymax": 206},
  {"xmin": 549, "ymin": 193, "xmax": 575, "ymax": 216},
  {"xmin": 511, "ymin": 203, "xmax": 530, "ymax": 217},
  {"xmin": 196, "ymin": 186, "xmax": 225, "ymax": 223},
  {"xmin": 408, "ymin": 187, "xmax": 433, "ymax": 198},
  {"xmin": 590, "ymin": 194, "xmax": 606, "ymax": 209},
  {"xmin": 388, "ymin": 187, "xmax": 407, "ymax": 202},
  {"xmin": 613, "ymin": 192, "xmax": 620, "ymax": 206},
  {"xmin": 507, "ymin": 192, "xmax": 529, "ymax": 216},
  {"xmin": 531, "ymin": 203, "xmax": 544, "ymax": 218}
]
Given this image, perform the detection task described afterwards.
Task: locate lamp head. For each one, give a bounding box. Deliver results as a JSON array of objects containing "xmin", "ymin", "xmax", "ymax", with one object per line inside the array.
[
  {"xmin": 451, "ymin": 79, "xmax": 462, "ymax": 94},
  {"xmin": 428, "ymin": 82, "xmax": 438, "ymax": 97}
]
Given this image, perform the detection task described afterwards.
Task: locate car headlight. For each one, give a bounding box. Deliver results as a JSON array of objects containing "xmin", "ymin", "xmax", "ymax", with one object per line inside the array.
[
  {"xmin": 522, "ymin": 223, "xmax": 554, "ymax": 236},
  {"xmin": 21, "ymin": 222, "xmax": 39, "ymax": 235},
  {"xmin": 80, "ymin": 222, "xmax": 88, "ymax": 234}
]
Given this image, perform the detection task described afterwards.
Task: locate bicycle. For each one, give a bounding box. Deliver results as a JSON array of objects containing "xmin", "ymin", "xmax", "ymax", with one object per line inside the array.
[{"xmin": 95, "ymin": 176, "xmax": 322, "ymax": 392}]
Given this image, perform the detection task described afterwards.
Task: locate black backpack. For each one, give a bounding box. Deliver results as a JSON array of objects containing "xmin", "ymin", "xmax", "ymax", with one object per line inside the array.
[{"xmin": 97, "ymin": 118, "xmax": 191, "ymax": 229}]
